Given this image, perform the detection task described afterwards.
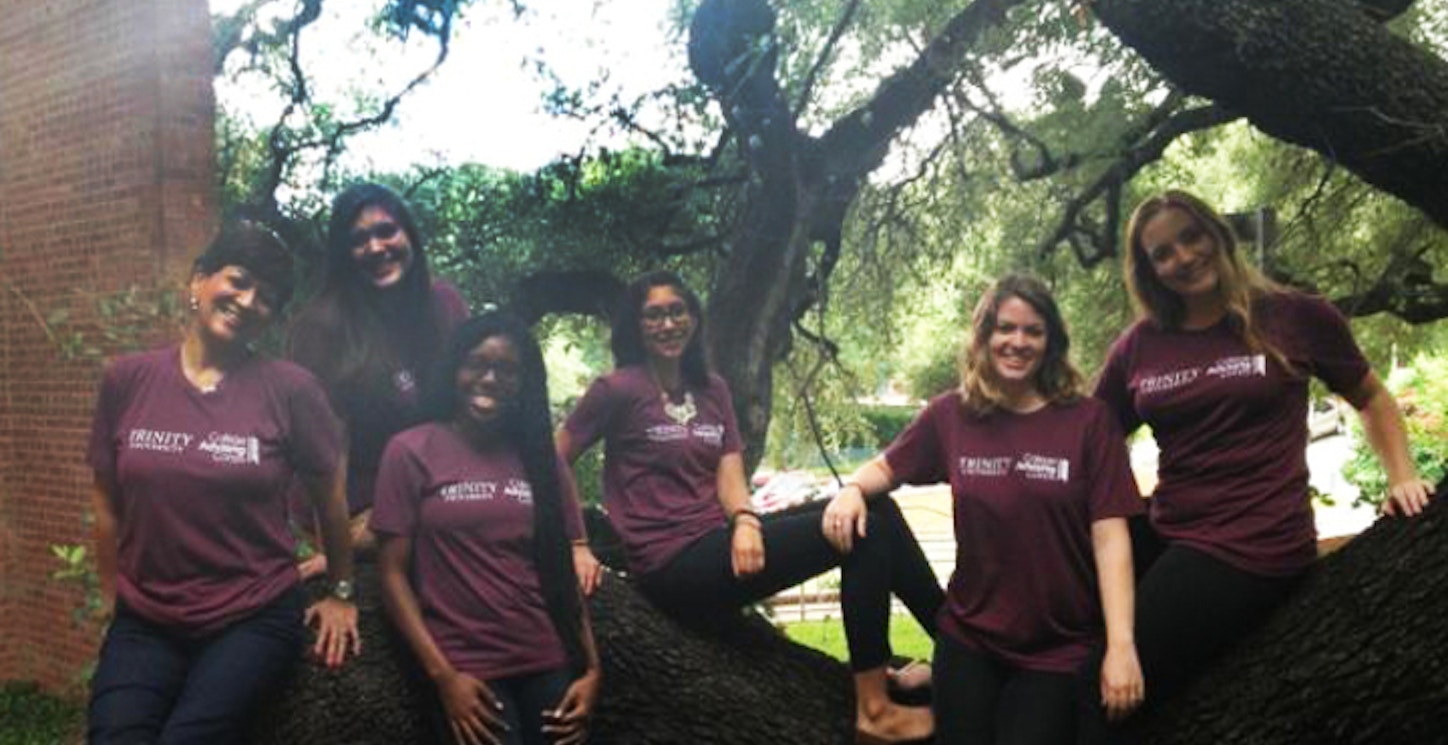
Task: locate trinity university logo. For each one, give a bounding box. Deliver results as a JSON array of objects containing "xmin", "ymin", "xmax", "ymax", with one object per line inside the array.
[
  {"xmin": 198, "ymin": 432, "xmax": 261, "ymax": 465},
  {"xmin": 1138, "ymin": 354, "xmax": 1267, "ymax": 396},
  {"xmin": 439, "ymin": 478, "xmax": 534, "ymax": 504},
  {"xmin": 127, "ymin": 429, "xmax": 193, "ymax": 454}
]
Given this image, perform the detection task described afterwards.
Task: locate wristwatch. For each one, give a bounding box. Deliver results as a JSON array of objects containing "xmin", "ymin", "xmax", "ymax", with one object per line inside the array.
[{"xmin": 330, "ymin": 579, "xmax": 355, "ymax": 602}]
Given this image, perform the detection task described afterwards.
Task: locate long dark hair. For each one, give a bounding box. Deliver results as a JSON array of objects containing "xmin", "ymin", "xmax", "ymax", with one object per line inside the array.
[
  {"xmin": 288, "ymin": 183, "xmax": 445, "ymax": 413},
  {"xmin": 959, "ymin": 274, "xmax": 1082, "ymax": 416},
  {"xmin": 610, "ymin": 270, "xmax": 710, "ymax": 389},
  {"xmin": 424, "ymin": 312, "xmax": 586, "ymax": 675}
]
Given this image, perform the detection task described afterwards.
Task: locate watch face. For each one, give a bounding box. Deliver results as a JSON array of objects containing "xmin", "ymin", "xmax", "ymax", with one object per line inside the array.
[{"xmin": 332, "ymin": 580, "xmax": 354, "ymax": 601}]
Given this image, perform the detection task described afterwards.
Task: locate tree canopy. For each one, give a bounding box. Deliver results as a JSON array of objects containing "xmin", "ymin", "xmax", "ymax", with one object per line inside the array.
[{"xmin": 214, "ymin": 0, "xmax": 1448, "ymax": 466}]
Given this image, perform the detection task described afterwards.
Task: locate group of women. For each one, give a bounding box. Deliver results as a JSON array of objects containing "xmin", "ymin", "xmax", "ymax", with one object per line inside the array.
[{"xmin": 85, "ymin": 184, "xmax": 1433, "ymax": 745}]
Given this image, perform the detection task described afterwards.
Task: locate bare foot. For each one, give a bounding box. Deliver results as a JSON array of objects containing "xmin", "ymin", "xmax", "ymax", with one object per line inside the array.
[{"xmin": 856, "ymin": 701, "xmax": 933, "ymax": 743}]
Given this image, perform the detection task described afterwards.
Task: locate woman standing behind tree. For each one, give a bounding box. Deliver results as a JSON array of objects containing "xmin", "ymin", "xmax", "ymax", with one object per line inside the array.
[
  {"xmin": 1090, "ymin": 190, "xmax": 1433, "ymax": 733},
  {"xmin": 288, "ymin": 183, "xmax": 468, "ymax": 567},
  {"xmin": 825, "ymin": 274, "xmax": 1144, "ymax": 744},
  {"xmin": 373, "ymin": 313, "xmax": 600, "ymax": 745}
]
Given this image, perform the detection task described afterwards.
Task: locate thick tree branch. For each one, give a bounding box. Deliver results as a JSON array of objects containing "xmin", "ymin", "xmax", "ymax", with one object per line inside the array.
[
  {"xmin": 1093, "ymin": 0, "xmax": 1448, "ymax": 230},
  {"xmin": 509, "ymin": 269, "xmax": 626, "ymax": 325}
]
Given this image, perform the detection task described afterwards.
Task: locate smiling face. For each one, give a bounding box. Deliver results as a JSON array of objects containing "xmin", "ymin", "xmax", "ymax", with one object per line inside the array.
[
  {"xmin": 639, "ymin": 285, "xmax": 694, "ymax": 363},
  {"xmin": 1139, "ymin": 206, "xmax": 1221, "ymax": 302},
  {"xmin": 189, "ymin": 265, "xmax": 276, "ymax": 348},
  {"xmin": 348, "ymin": 205, "xmax": 414, "ymax": 290},
  {"xmin": 454, "ymin": 334, "xmax": 521, "ymax": 431},
  {"xmin": 987, "ymin": 296, "xmax": 1047, "ymax": 392}
]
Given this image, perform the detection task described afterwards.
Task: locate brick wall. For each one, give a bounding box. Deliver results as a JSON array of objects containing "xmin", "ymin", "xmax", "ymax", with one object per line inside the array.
[{"xmin": 0, "ymin": 0, "xmax": 215, "ymax": 691}]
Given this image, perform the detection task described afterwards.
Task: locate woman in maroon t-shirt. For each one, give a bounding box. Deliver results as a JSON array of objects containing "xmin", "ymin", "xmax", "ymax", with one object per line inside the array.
[
  {"xmin": 826, "ymin": 275, "xmax": 1144, "ymax": 744},
  {"xmin": 1091, "ymin": 190, "xmax": 1433, "ymax": 728},
  {"xmin": 560, "ymin": 270, "xmax": 944, "ymax": 744},
  {"xmin": 288, "ymin": 183, "xmax": 469, "ymax": 570},
  {"xmin": 374, "ymin": 312, "xmax": 600, "ymax": 745},
  {"xmin": 87, "ymin": 223, "xmax": 359, "ymax": 745}
]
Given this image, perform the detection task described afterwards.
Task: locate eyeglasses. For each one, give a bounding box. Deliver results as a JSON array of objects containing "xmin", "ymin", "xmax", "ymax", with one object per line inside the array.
[
  {"xmin": 642, "ymin": 302, "xmax": 690, "ymax": 327},
  {"xmin": 349, "ymin": 221, "xmax": 401, "ymax": 248}
]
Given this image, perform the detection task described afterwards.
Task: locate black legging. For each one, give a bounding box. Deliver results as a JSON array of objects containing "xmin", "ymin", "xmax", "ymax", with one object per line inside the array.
[
  {"xmin": 636, "ymin": 497, "xmax": 944, "ymax": 671},
  {"xmin": 933, "ymin": 634, "xmax": 1078, "ymax": 745},
  {"xmin": 1079, "ymin": 515, "xmax": 1303, "ymax": 743}
]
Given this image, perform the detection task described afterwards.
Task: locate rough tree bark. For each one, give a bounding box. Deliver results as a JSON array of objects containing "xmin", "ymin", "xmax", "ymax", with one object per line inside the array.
[
  {"xmin": 1130, "ymin": 479, "xmax": 1448, "ymax": 744},
  {"xmin": 248, "ymin": 560, "xmax": 855, "ymax": 744},
  {"xmin": 1094, "ymin": 0, "xmax": 1448, "ymax": 229}
]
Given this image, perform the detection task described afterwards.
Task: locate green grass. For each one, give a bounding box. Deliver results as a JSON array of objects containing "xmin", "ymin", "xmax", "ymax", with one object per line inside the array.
[
  {"xmin": 0, "ymin": 682, "xmax": 82, "ymax": 745},
  {"xmin": 782, "ymin": 614, "xmax": 934, "ymax": 663}
]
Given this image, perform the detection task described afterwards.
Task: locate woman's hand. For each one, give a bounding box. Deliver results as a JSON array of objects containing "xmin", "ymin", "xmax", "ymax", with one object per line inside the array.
[
  {"xmin": 822, "ymin": 486, "xmax": 868, "ymax": 553},
  {"xmin": 305, "ymin": 596, "xmax": 360, "ymax": 668},
  {"xmin": 437, "ymin": 669, "xmax": 506, "ymax": 745},
  {"xmin": 1383, "ymin": 478, "xmax": 1434, "ymax": 517},
  {"xmin": 297, "ymin": 553, "xmax": 328, "ymax": 580},
  {"xmin": 573, "ymin": 544, "xmax": 603, "ymax": 596},
  {"xmin": 542, "ymin": 668, "xmax": 600, "ymax": 745},
  {"xmin": 1100, "ymin": 642, "xmax": 1145, "ymax": 722},
  {"xmin": 731, "ymin": 515, "xmax": 765, "ymax": 577}
]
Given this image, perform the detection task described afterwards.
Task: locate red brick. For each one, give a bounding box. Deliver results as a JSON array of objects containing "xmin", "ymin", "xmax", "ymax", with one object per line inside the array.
[{"xmin": 0, "ymin": 0, "xmax": 216, "ymax": 691}]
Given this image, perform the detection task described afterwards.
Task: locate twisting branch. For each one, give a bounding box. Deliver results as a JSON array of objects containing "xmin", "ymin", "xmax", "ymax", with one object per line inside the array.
[
  {"xmin": 1035, "ymin": 103, "xmax": 1240, "ymax": 262},
  {"xmin": 792, "ymin": 0, "xmax": 862, "ymax": 117}
]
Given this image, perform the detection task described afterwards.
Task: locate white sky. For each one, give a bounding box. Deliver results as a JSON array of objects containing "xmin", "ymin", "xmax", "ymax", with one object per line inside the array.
[{"xmin": 211, "ymin": 0, "xmax": 688, "ymax": 174}]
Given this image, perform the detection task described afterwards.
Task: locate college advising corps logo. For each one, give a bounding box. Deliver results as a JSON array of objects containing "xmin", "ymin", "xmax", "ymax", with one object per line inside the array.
[
  {"xmin": 126, "ymin": 428, "xmax": 260, "ymax": 465},
  {"xmin": 1137, "ymin": 354, "xmax": 1267, "ymax": 396},
  {"xmin": 439, "ymin": 478, "xmax": 534, "ymax": 505},
  {"xmin": 197, "ymin": 432, "xmax": 261, "ymax": 465},
  {"xmin": 958, "ymin": 454, "xmax": 1071, "ymax": 483}
]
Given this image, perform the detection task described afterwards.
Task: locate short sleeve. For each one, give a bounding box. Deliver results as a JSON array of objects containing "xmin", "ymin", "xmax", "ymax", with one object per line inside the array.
[
  {"xmin": 884, "ymin": 399, "xmax": 949, "ymax": 486},
  {"xmin": 432, "ymin": 281, "xmax": 471, "ymax": 335},
  {"xmin": 712, "ymin": 376, "xmax": 744, "ymax": 455},
  {"xmin": 563, "ymin": 376, "xmax": 617, "ymax": 458},
  {"xmin": 87, "ymin": 360, "xmax": 128, "ymax": 485},
  {"xmin": 1093, "ymin": 332, "xmax": 1143, "ymax": 436},
  {"xmin": 285, "ymin": 374, "xmax": 343, "ymax": 478},
  {"xmin": 1084, "ymin": 403, "xmax": 1144, "ymax": 522},
  {"xmin": 1294, "ymin": 295, "xmax": 1371, "ymax": 397},
  {"xmin": 369, "ymin": 438, "xmax": 427, "ymax": 537}
]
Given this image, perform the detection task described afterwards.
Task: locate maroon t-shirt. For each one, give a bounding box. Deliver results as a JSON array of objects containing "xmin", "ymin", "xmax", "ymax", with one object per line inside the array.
[
  {"xmin": 341, "ymin": 280, "xmax": 470, "ymax": 514},
  {"xmin": 1094, "ymin": 291, "xmax": 1370, "ymax": 576},
  {"xmin": 88, "ymin": 346, "xmax": 341, "ymax": 635},
  {"xmin": 885, "ymin": 394, "xmax": 1142, "ymax": 673},
  {"xmin": 562, "ymin": 366, "xmax": 743, "ymax": 575},
  {"xmin": 370, "ymin": 423, "xmax": 584, "ymax": 680}
]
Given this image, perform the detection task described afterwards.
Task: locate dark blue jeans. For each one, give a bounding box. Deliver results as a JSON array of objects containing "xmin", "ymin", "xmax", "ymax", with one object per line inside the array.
[
  {"xmin": 87, "ymin": 587, "xmax": 306, "ymax": 745},
  {"xmin": 428, "ymin": 668, "xmax": 574, "ymax": 745}
]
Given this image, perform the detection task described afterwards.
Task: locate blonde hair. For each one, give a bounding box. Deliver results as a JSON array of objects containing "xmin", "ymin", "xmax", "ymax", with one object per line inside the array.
[
  {"xmin": 958, "ymin": 274, "xmax": 1083, "ymax": 416},
  {"xmin": 1123, "ymin": 190, "xmax": 1291, "ymax": 372}
]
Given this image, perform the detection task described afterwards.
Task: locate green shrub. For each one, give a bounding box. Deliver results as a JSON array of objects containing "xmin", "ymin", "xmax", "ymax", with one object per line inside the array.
[
  {"xmin": 1344, "ymin": 352, "xmax": 1448, "ymax": 508},
  {"xmin": 0, "ymin": 682, "xmax": 82, "ymax": 745}
]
